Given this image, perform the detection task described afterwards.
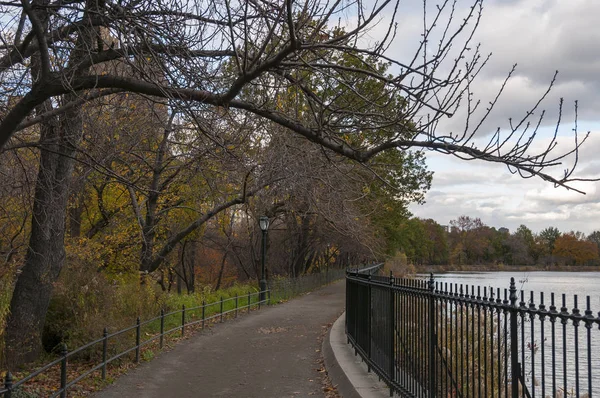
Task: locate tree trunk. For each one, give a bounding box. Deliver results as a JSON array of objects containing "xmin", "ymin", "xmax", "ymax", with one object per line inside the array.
[
  {"xmin": 186, "ymin": 243, "xmax": 195, "ymax": 294},
  {"xmin": 4, "ymin": 0, "xmax": 95, "ymax": 366},
  {"xmin": 292, "ymin": 214, "xmax": 311, "ymax": 276},
  {"xmin": 5, "ymin": 104, "xmax": 80, "ymax": 366},
  {"xmin": 215, "ymin": 252, "xmax": 228, "ymax": 291}
]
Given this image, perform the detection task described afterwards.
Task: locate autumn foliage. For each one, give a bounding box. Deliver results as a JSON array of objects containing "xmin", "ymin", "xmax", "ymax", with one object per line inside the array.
[
  {"xmin": 552, "ymin": 233, "xmax": 599, "ymax": 265},
  {"xmin": 395, "ymin": 216, "xmax": 600, "ymax": 267}
]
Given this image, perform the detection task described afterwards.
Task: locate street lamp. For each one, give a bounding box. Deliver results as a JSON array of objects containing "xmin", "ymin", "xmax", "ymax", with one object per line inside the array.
[
  {"xmin": 326, "ymin": 243, "xmax": 330, "ymax": 283},
  {"xmin": 259, "ymin": 216, "xmax": 270, "ymax": 303}
]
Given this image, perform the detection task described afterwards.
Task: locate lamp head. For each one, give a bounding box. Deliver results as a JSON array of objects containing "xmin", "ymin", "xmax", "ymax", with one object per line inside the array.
[{"xmin": 259, "ymin": 216, "xmax": 270, "ymax": 231}]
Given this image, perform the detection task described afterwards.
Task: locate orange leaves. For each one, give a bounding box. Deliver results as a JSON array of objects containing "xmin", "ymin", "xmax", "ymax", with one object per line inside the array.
[{"xmin": 553, "ymin": 233, "xmax": 599, "ymax": 265}]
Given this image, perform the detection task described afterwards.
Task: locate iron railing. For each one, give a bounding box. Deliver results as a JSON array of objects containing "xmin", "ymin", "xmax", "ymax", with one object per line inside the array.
[
  {"xmin": 270, "ymin": 268, "xmax": 346, "ymax": 301},
  {"xmin": 0, "ymin": 289, "xmax": 269, "ymax": 398},
  {"xmin": 346, "ymin": 271, "xmax": 600, "ymax": 398},
  {"xmin": 347, "ymin": 262, "xmax": 385, "ymax": 276}
]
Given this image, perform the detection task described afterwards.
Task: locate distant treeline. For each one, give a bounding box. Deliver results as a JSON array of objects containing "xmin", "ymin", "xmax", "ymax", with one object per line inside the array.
[{"xmin": 391, "ymin": 215, "xmax": 600, "ymax": 267}]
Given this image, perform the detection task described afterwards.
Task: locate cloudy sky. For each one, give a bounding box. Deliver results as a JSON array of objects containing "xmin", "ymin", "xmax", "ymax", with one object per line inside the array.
[{"xmin": 381, "ymin": 0, "xmax": 600, "ymax": 234}]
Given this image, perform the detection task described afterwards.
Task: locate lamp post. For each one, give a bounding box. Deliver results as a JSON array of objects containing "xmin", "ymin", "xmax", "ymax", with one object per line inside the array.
[
  {"xmin": 326, "ymin": 243, "xmax": 330, "ymax": 283},
  {"xmin": 259, "ymin": 216, "xmax": 269, "ymax": 303}
]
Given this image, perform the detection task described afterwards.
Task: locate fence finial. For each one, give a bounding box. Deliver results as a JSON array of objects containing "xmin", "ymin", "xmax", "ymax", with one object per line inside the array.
[
  {"xmin": 509, "ymin": 277, "xmax": 517, "ymax": 306},
  {"xmin": 428, "ymin": 273, "xmax": 434, "ymax": 292}
]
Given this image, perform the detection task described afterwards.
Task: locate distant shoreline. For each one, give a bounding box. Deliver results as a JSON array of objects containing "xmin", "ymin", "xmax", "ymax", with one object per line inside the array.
[{"xmin": 414, "ymin": 264, "xmax": 600, "ymax": 273}]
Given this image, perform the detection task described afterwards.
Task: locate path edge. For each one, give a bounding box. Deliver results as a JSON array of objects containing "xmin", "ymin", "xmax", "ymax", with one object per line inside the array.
[{"xmin": 323, "ymin": 312, "xmax": 393, "ymax": 398}]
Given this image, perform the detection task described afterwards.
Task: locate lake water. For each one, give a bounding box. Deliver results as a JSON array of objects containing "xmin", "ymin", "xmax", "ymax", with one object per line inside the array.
[
  {"xmin": 420, "ymin": 271, "xmax": 600, "ymax": 309},
  {"xmin": 417, "ymin": 271, "xmax": 600, "ymax": 397}
]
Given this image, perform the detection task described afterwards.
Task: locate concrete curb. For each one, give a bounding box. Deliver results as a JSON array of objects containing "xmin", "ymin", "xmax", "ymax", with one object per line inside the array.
[{"xmin": 323, "ymin": 312, "xmax": 395, "ymax": 398}]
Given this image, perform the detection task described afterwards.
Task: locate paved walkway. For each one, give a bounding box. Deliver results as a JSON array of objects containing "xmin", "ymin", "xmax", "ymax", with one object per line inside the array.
[{"xmin": 95, "ymin": 281, "xmax": 345, "ymax": 398}]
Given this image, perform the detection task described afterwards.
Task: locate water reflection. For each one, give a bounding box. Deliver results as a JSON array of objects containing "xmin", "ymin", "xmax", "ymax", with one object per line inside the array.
[{"xmin": 420, "ymin": 271, "xmax": 600, "ymax": 309}]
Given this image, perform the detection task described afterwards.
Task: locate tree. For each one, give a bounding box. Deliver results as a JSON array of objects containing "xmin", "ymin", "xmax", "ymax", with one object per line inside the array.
[
  {"xmin": 449, "ymin": 216, "xmax": 491, "ymax": 264},
  {"xmin": 514, "ymin": 225, "xmax": 537, "ymax": 265},
  {"xmin": 0, "ymin": 146, "xmax": 34, "ymax": 272},
  {"xmin": 587, "ymin": 231, "xmax": 600, "ymax": 255},
  {"xmin": 0, "ymin": 0, "xmax": 596, "ymax": 365},
  {"xmin": 539, "ymin": 227, "xmax": 561, "ymax": 253},
  {"xmin": 538, "ymin": 226, "xmax": 561, "ymax": 264},
  {"xmin": 503, "ymin": 234, "xmax": 532, "ymax": 266},
  {"xmin": 553, "ymin": 233, "xmax": 599, "ymax": 265},
  {"xmin": 422, "ymin": 219, "xmax": 449, "ymax": 265}
]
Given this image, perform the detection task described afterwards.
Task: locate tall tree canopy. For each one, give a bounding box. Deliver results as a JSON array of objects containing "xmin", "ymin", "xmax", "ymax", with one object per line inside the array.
[{"xmin": 0, "ymin": 0, "xmax": 596, "ymax": 366}]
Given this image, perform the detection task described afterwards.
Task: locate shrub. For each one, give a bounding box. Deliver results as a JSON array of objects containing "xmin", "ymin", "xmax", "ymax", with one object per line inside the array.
[{"xmin": 384, "ymin": 251, "xmax": 415, "ymax": 277}]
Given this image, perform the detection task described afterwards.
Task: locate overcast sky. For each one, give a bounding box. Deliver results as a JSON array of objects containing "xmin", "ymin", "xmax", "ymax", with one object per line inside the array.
[{"xmin": 386, "ymin": 0, "xmax": 600, "ymax": 235}]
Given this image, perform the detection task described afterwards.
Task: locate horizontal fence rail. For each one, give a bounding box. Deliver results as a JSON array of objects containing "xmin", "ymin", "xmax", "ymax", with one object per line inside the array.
[
  {"xmin": 270, "ymin": 268, "xmax": 346, "ymax": 302},
  {"xmin": 347, "ymin": 262, "xmax": 385, "ymax": 275},
  {"xmin": 346, "ymin": 271, "xmax": 600, "ymax": 398}
]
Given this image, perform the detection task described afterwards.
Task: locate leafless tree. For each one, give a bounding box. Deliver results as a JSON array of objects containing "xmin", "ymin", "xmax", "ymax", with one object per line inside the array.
[{"xmin": 0, "ymin": 0, "xmax": 595, "ymax": 365}]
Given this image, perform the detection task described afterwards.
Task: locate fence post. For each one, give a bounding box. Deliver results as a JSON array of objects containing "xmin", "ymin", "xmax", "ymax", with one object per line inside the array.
[
  {"xmin": 181, "ymin": 304, "xmax": 186, "ymax": 337},
  {"xmin": 509, "ymin": 277, "xmax": 519, "ymax": 398},
  {"xmin": 389, "ymin": 271, "xmax": 395, "ymax": 397},
  {"xmin": 235, "ymin": 295, "xmax": 238, "ymax": 318},
  {"xmin": 428, "ymin": 273, "xmax": 436, "ymax": 398},
  {"xmin": 60, "ymin": 343, "xmax": 68, "ymax": 398},
  {"xmin": 160, "ymin": 309, "xmax": 165, "ymax": 349},
  {"xmin": 4, "ymin": 371, "xmax": 12, "ymax": 398},
  {"xmin": 135, "ymin": 317, "xmax": 141, "ymax": 363},
  {"xmin": 220, "ymin": 297, "xmax": 224, "ymax": 323},
  {"xmin": 268, "ymin": 288, "xmax": 271, "ymax": 305},
  {"xmin": 345, "ymin": 269, "xmax": 349, "ymax": 344},
  {"xmin": 102, "ymin": 327, "xmax": 108, "ymax": 380},
  {"xmin": 367, "ymin": 273, "xmax": 372, "ymax": 372},
  {"xmin": 247, "ymin": 291, "xmax": 251, "ymax": 313},
  {"xmin": 202, "ymin": 301, "xmax": 206, "ymax": 329}
]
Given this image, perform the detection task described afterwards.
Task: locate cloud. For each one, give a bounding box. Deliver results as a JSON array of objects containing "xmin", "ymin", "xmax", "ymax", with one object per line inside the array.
[
  {"xmin": 443, "ymin": 0, "xmax": 600, "ymax": 133},
  {"xmin": 371, "ymin": 0, "xmax": 600, "ymax": 136},
  {"xmin": 410, "ymin": 127, "xmax": 600, "ymax": 235},
  {"xmin": 363, "ymin": 0, "xmax": 600, "ymax": 235}
]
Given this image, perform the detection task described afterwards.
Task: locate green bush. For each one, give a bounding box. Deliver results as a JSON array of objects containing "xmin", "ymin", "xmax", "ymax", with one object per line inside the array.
[
  {"xmin": 43, "ymin": 261, "xmax": 259, "ymax": 359},
  {"xmin": 384, "ymin": 251, "xmax": 415, "ymax": 277},
  {"xmin": 43, "ymin": 263, "xmax": 164, "ymax": 356}
]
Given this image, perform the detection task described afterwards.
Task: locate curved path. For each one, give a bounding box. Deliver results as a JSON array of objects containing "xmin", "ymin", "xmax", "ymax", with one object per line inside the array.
[{"xmin": 95, "ymin": 281, "xmax": 345, "ymax": 398}]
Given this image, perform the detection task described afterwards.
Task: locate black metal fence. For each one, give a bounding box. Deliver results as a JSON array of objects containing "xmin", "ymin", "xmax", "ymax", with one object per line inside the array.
[
  {"xmin": 270, "ymin": 268, "xmax": 346, "ymax": 301},
  {"xmin": 346, "ymin": 271, "xmax": 600, "ymax": 398},
  {"xmin": 0, "ymin": 289, "xmax": 269, "ymax": 398}
]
